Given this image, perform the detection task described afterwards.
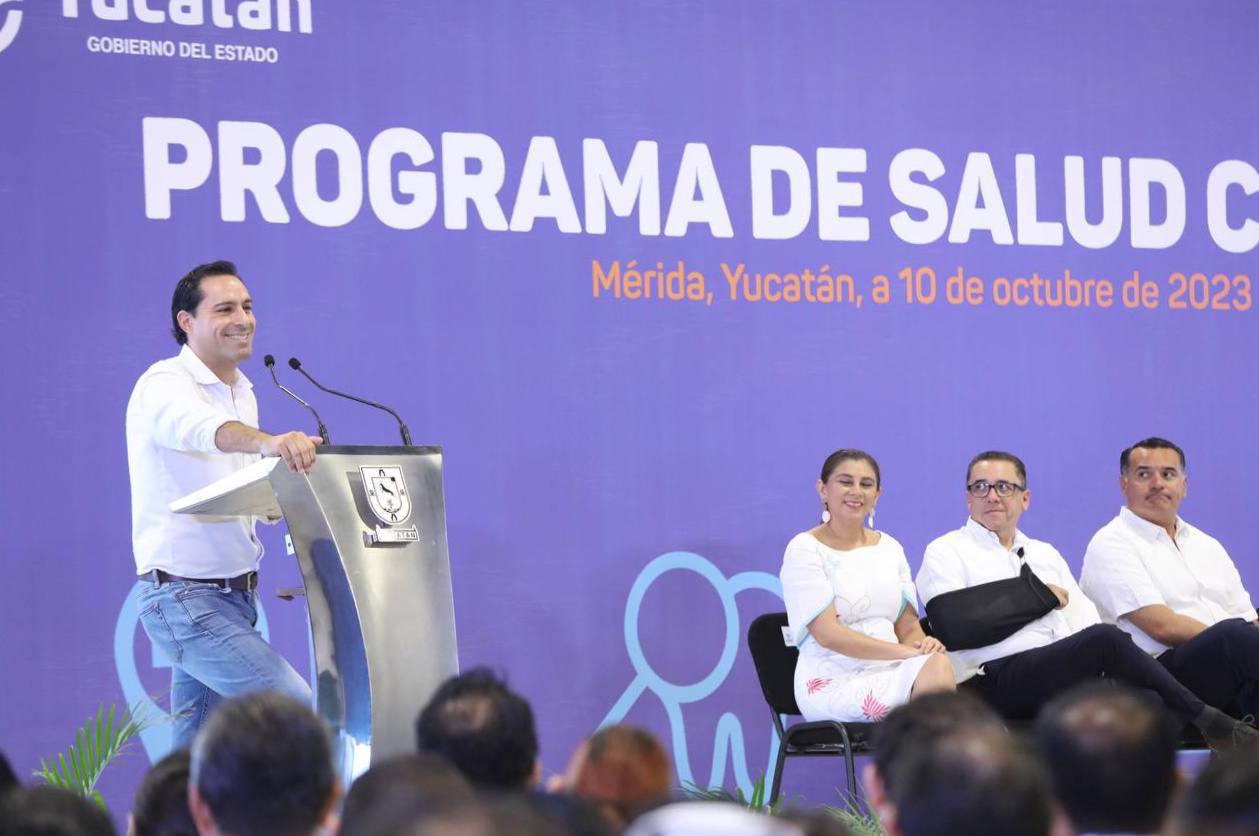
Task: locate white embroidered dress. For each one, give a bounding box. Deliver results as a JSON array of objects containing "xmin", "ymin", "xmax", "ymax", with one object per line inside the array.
[{"xmin": 780, "ymin": 531, "xmax": 931, "ymax": 722}]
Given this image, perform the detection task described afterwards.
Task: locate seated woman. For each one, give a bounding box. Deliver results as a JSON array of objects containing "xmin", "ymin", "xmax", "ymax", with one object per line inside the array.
[{"xmin": 780, "ymin": 449, "xmax": 955, "ymax": 722}]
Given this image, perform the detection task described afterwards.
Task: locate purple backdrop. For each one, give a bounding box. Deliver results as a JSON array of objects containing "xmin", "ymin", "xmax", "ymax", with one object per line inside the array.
[{"xmin": 2, "ymin": 0, "xmax": 1258, "ymax": 816}]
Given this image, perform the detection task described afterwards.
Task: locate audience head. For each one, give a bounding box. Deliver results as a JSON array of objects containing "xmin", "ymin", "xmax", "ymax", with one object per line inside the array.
[
  {"xmin": 415, "ymin": 667, "xmax": 539, "ymax": 791},
  {"xmin": 0, "ymin": 749, "xmax": 17, "ymax": 796},
  {"xmin": 868, "ymin": 690, "xmax": 1003, "ymax": 796},
  {"xmin": 884, "ymin": 725, "xmax": 1054, "ymax": 836},
  {"xmin": 189, "ymin": 691, "xmax": 337, "ymax": 836},
  {"xmin": 0, "ymin": 785, "xmax": 116, "ymax": 836},
  {"xmin": 866, "ymin": 693, "xmax": 1042, "ymax": 836},
  {"xmin": 1035, "ymin": 682, "xmax": 1178, "ymax": 834},
  {"xmin": 560, "ymin": 724, "xmax": 672, "ymax": 827},
  {"xmin": 130, "ymin": 749, "xmax": 196, "ymax": 836},
  {"xmin": 625, "ymin": 801, "xmax": 805, "ymax": 836},
  {"xmin": 1173, "ymin": 748, "xmax": 1259, "ymax": 836},
  {"xmin": 339, "ymin": 752, "xmax": 473, "ymax": 836},
  {"xmin": 356, "ymin": 795, "xmax": 565, "ymax": 836}
]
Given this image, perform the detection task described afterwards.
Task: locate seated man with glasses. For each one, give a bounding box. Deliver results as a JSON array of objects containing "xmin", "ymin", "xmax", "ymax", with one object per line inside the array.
[
  {"xmin": 1081, "ymin": 437, "xmax": 1259, "ymax": 724},
  {"xmin": 916, "ymin": 450, "xmax": 1256, "ymax": 748}
]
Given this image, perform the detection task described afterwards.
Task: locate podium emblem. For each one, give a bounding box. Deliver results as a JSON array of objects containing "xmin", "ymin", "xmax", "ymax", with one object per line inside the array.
[{"xmin": 360, "ymin": 466, "xmax": 412, "ymax": 525}]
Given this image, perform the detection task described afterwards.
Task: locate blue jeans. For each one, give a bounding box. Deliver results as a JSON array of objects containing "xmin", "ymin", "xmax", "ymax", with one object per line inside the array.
[{"xmin": 136, "ymin": 578, "xmax": 312, "ymax": 748}]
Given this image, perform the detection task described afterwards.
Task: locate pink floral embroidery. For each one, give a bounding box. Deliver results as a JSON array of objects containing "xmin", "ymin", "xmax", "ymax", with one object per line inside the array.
[
  {"xmin": 861, "ymin": 691, "xmax": 891, "ymax": 721},
  {"xmin": 806, "ymin": 677, "xmax": 832, "ymax": 695}
]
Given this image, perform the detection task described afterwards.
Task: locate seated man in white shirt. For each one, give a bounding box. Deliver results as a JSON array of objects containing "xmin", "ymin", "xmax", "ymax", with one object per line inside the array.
[
  {"xmin": 1081, "ymin": 437, "xmax": 1259, "ymax": 723},
  {"xmin": 917, "ymin": 451, "xmax": 1255, "ymax": 747}
]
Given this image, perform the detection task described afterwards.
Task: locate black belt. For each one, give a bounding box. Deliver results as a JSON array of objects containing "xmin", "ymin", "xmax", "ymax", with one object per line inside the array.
[{"xmin": 150, "ymin": 569, "xmax": 258, "ymax": 592}]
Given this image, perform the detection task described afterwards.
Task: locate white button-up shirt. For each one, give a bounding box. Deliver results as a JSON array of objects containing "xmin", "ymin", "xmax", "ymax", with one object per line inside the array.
[
  {"xmin": 126, "ymin": 346, "xmax": 263, "ymax": 578},
  {"xmin": 917, "ymin": 518, "xmax": 1101, "ymax": 681},
  {"xmin": 1080, "ymin": 506, "xmax": 1257, "ymax": 655}
]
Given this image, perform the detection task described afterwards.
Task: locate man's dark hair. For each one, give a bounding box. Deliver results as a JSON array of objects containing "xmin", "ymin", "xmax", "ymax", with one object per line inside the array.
[
  {"xmin": 339, "ymin": 752, "xmax": 473, "ymax": 836},
  {"xmin": 1120, "ymin": 437, "xmax": 1186, "ymax": 473},
  {"xmin": 871, "ymin": 691, "xmax": 1003, "ymax": 795},
  {"xmin": 889, "ymin": 725, "xmax": 1054, "ymax": 836},
  {"xmin": 191, "ymin": 691, "xmax": 335, "ymax": 836},
  {"xmin": 414, "ymin": 667, "xmax": 538, "ymax": 791},
  {"xmin": 1175, "ymin": 748, "xmax": 1259, "ymax": 836},
  {"xmin": 0, "ymin": 785, "xmax": 117, "ymax": 836},
  {"xmin": 967, "ymin": 450, "xmax": 1027, "ymax": 486},
  {"xmin": 170, "ymin": 260, "xmax": 238, "ymax": 345},
  {"xmin": 1035, "ymin": 683, "xmax": 1177, "ymax": 834},
  {"xmin": 131, "ymin": 749, "xmax": 196, "ymax": 836}
]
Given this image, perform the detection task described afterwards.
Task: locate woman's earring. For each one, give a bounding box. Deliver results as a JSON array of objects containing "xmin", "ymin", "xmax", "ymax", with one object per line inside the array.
[
  {"xmin": 821, "ymin": 502, "xmax": 830, "ymax": 524},
  {"xmin": 867, "ymin": 506, "xmax": 876, "ymax": 529}
]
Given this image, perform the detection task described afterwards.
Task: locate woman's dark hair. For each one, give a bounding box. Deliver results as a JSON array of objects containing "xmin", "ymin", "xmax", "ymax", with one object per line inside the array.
[{"xmin": 819, "ymin": 449, "xmax": 881, "ymax": 488}]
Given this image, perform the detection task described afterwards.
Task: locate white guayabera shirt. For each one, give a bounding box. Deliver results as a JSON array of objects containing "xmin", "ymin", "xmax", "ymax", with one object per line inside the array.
[
  {"xmin": 917, "ymin": 518, "xmax": 1101, "ymax": 681},
  {"xmin": 1081, "ymin": 507, "xmax": 1257, "ymax": 655},
  {"xmin": 126, "ymin": 345, "xmax": 264, "ymax": 579}
]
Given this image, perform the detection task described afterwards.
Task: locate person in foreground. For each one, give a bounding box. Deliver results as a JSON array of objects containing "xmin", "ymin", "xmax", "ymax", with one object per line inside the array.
[
  {"xmin": 189, "ymin": 691, "xmax": 339, "ymax": 836},
  {"xmin": 415, "ymin": 667, "xmax": 540, "ymax": 791},
  {"xmin": 128, "ymin": 260, "xmax": 320, "ymax": 746},
  {"xmin": 130, "ymin": 749, "xmax": 197, "ymax": 836},
  {"xmin": 780, "ymin": 449, "xmax": 955, "ymax": 723},
  {"xmin": 551, "ymin": 724, "xmax": 672, "ymax": 829},
  {"xmin": 0, "ymin": 785, "xmax": 117, "ymax": 836},
  {"xmin": 1171, "ymin": 747, "xmax": 1259, "ymax": 836},
  {"xmin": 864, "ymin": 692, "xmax": 1053, "ymax": 836},
  {"xmin": 1035, "ymin": 682, "xmax": 1180, "ymax": 836},
  {"xmin": 916, "ymin": 450, "xmax": 1257, "ymax": 747},
  {"xmin": 1082, "ymin": 437, "xmax": 1259, "ymax": 721}
]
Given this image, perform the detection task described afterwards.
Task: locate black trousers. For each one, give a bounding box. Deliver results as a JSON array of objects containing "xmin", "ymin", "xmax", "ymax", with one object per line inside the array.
[
  {"xmin": 963, "ymin": 624, "xmax": 1205, "ymax": 722},
  {"xmin": 1159, "ymin": 618, "xmax": 1259, "ymax": 719}
]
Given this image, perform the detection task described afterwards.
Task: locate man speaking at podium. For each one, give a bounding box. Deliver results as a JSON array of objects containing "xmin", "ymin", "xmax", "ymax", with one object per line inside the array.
[{"xmin": 126, "ymin": 260, "xmax": 321, "ymax": 747}]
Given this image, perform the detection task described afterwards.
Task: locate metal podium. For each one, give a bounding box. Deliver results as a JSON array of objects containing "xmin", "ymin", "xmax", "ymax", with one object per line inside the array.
[{"xmin": 170, "ymin": 445, "xmax": 459, "ymax": 786}]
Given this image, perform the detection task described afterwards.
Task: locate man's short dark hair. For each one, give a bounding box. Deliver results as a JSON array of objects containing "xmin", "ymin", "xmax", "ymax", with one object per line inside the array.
[
  {"xmin": 967, "ymin": 450, "xmax": 1028, "ymax": 486},
  {"xmin": 131, "ymin": 749, "xmax": 196, "ymax": 836},
  {"xmin": 170, "ymin": 260, "xmax": 238, "ymax": 345},
  {"xmin": 1035, "ymin": 683, "xmax": 1178, "ymax": 834},
  {"xmin": 1120, "ymin": 437, "xmax": 1186, "ymax": 474},
  {"xmin": 1175, "ymin": 748, "xmax": 1259, "ymax": 836},
  {"xmin": 414, "ymin": 667, "xmax": 538, "ymax": 791},
  {"xmin": 339, "ymin": 752, "xmax": 472, "ymax": 836},
  {"xmin": 0, "ymin": 785, "xmax": 116, "ymax": 836},
  {"xmin": 890, "ymin": 725, "xmax": 1054, "ymax": 836},
  {"xmin": 872, "ymin": 691, "xmax": 1004, "ymax": 795},
  {"xmin": 192, "ymin": 691, "xmax": 334, "ymax": 836}
]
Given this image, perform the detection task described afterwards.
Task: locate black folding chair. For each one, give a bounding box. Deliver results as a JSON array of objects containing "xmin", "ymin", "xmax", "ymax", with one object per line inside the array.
[{"xmin": 746, "ymin": 612, "xmax": 876, "ymax": 805}]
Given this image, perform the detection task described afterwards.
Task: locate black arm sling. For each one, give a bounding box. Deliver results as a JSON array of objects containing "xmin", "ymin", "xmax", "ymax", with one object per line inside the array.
[{"xmin": 923, "ymin": 555, "xmax": 1060, "ymax": 651}]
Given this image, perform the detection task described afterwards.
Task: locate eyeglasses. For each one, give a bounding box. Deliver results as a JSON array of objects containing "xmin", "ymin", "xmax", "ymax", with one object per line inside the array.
[{"xmin": 967, "ymin": 480, "xmax": 1025, "ymax": 498}]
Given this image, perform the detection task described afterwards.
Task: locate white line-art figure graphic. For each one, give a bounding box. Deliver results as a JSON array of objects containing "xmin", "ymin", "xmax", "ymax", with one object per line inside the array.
[
  {"xmin": 114, "ymin": 584, "xmax": 292, "ymax": 762},
  {"xmin": 0, "ymin": 0, "xmax": 23, "ymax": 55},
  {"xmin": 600, "ymin": 551, "xmax": 784, "ymax": 796}
]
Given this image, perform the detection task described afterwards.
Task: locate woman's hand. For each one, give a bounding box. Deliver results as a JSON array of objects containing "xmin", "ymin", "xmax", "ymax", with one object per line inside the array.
[{"xmin": 912, "ymin": 636, "xmax": 947, "ymax": 655}]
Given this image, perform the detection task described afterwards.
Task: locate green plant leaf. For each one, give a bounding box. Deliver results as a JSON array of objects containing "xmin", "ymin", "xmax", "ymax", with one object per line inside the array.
[{"xmin": 32, "ymin": 701, "xmax": 156, "ymax": 811}]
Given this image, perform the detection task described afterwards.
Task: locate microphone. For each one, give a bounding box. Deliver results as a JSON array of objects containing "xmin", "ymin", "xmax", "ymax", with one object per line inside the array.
[
  {"xmin": 263, "ymin": 354, "xmax": 330, "ymax": 445},
  {"xmin": 288, "ymin": 357, "xmax": 412, "ymax": 446}
]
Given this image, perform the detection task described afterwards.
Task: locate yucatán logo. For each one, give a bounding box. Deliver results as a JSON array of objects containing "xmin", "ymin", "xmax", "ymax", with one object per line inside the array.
[
  {"xmin": 360, "ymin": 466, "xmax": 419, "ymax": 544},
  {"xmin": 61, "ymin": 0, "xmax": 312, "ymax": 33},
  {"xmin": 0, "ymin": 0, "xmax": 23, "ymax": 55}
]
